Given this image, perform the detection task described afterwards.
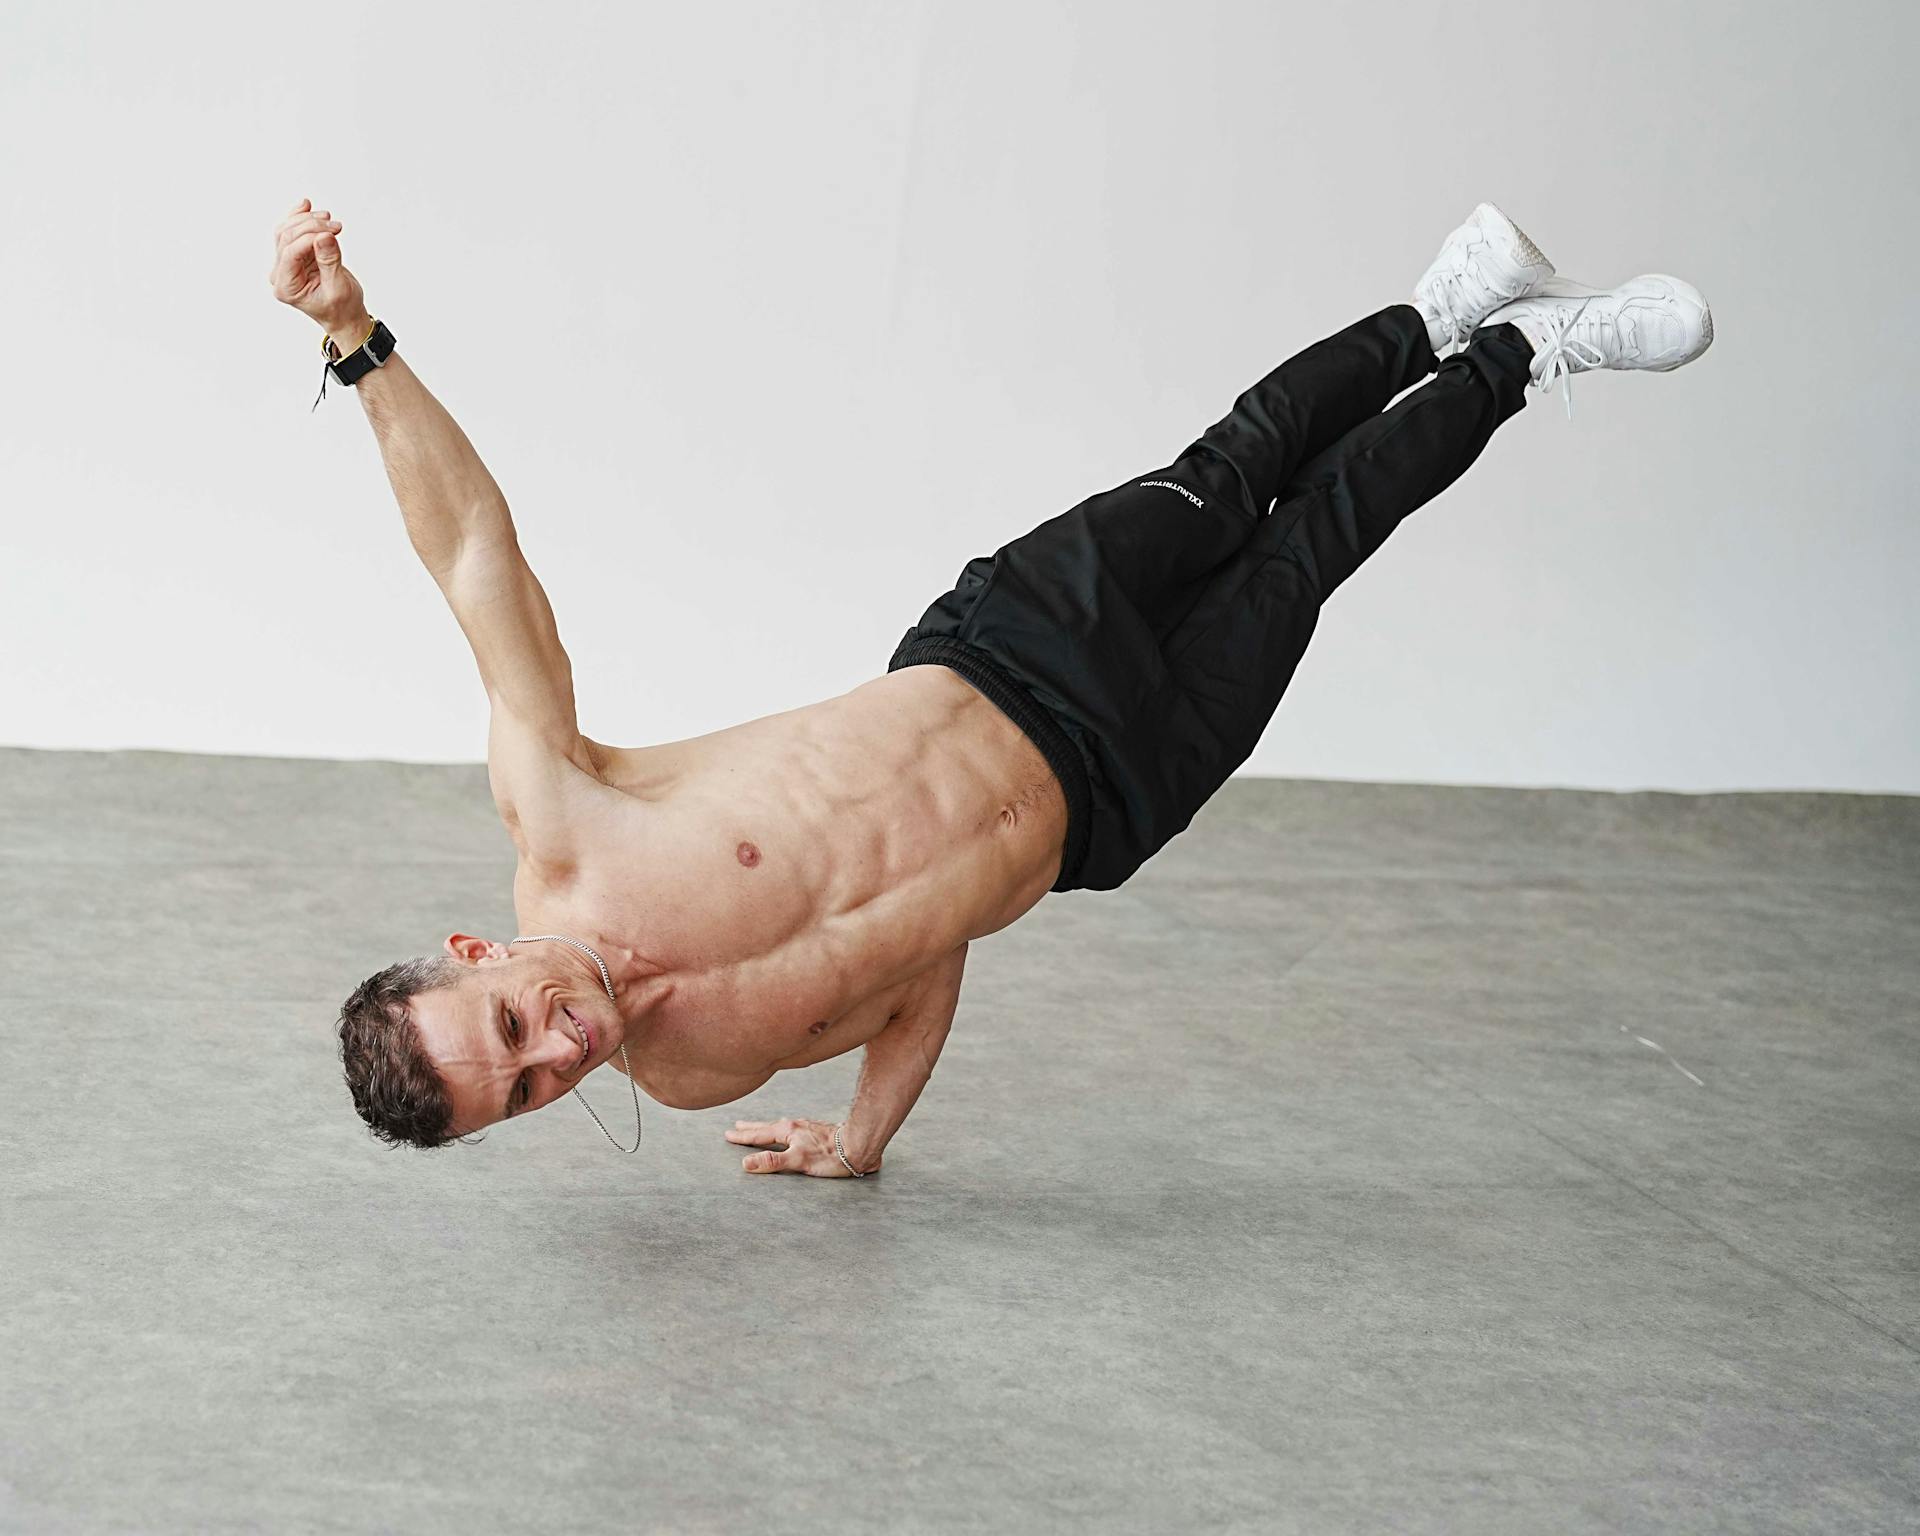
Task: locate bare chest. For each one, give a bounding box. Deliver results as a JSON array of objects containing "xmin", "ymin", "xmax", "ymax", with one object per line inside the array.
[
  {"xmin": 514, "ymin": 832, "xmax": 915, "ymax": 1108},
  {"xmin": 644, "ymin": 974, "xmax": 907, "ymax": 1100}
]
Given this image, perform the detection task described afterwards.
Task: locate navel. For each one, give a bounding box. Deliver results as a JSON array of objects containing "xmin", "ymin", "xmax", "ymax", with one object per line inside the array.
[
  {"xmin": 736, "ymin": 840, "xmax": 762, "ymax": 868},
  {"xmin": 808, "ymin": 1020, "xmax": 830, "ymax": 1037}
]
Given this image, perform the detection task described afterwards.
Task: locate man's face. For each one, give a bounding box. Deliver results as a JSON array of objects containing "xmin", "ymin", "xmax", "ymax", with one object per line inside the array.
[{"xmin": 412, "ymin": 936, "xmax": 615, "ymax": 1135}]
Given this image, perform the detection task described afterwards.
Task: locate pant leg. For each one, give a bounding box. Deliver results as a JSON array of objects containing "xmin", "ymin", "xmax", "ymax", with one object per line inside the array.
[
  {"xmin": 1174, "ymin": 302, "xmax": 1440, "ymax": 522},
  {"xmin": 889, "ymin": 305, "xmax": 1473, "ymax": 892},
  {"xmin": 1149, "ymin": 321, "xmax": 1536, "ymax": 814},
  {"xmin": 978, "ymin": 303, "xmax": 1440, "ymax": 650},
  {"xmin": 1263, "ymin": 319, "xmax": 1536, "ymax": 600}
]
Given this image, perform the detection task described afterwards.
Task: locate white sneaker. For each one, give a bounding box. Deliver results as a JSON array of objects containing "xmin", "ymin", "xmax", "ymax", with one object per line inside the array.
[
  {"xmin": 1411, "ymin": 202, "xmax": 1556, "ymax": 357},
  {"xmin": 1483, "ymin": 274, "xmax": 1715, "ymax": 418}
]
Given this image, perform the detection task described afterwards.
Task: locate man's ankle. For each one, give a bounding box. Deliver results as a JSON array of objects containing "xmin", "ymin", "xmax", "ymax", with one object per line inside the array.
[{"xmin": 1482, "ymin": 318, "xmax": 1537, "ymax": 362}]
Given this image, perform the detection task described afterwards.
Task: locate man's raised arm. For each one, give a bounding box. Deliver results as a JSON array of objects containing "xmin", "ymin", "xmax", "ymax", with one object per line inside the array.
[
  {"xmin": 270, "ymin": 198, "xmax": 507, "ymax": 576},
  {"xmin": 269, "ymin": 198, "xmax": 597, "ymax": 850},
  {"xmin": 324, "ymin": 339, "xmax": 513, "ymax": 577}
]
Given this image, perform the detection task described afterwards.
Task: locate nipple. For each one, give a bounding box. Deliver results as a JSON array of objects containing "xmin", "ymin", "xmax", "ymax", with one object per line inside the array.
[{"xmin": 736, "ymin": 841, "xmax": 761, "ymax": 867}]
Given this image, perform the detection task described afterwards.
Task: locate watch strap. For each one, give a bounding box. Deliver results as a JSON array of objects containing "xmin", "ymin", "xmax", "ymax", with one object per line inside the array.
[{"xmin": 323, "ymin": 319, "xmax": 396, "ymax": 386}]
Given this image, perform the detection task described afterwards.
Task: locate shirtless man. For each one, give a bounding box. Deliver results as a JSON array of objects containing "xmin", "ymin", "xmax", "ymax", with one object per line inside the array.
[{"xmin": 272, "ymin": 198, "xmax": 1712, "ymax": 1176}]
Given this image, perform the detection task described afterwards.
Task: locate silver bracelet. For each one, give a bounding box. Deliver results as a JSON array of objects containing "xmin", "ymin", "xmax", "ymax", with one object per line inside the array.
[{"xmin": 833, "ymin": 1122, "xmax": 867, "ymax": 1177}]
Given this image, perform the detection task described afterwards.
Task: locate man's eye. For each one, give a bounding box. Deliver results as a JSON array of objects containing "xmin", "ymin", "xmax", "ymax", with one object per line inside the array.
[
  {"xmin": 519, "ymin": 1074, "xmax": 530, "ymax": 1106},
  {"xmin": 509, "ymin": 1012, "xmax": 522, "ymax": 1043}
]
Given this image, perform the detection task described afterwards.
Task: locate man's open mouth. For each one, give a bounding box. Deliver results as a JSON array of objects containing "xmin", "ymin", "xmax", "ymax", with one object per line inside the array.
[{"xmin": 563, "ymin": 1007, "xmax": 592, "ymax": 1072}]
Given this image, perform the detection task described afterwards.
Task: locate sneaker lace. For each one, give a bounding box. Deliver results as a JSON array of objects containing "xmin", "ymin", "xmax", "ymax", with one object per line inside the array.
[
  {"xmin": 1529, "ymin": 304, "xmax": 1609, "ymax": 419},
  {"xmin": 1429, "ymin": 250, "xmax": 1507, "ymax": 353}
]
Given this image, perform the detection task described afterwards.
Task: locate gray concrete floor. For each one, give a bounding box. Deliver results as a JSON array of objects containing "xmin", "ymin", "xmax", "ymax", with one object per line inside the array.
[{"xmin": 1, "ymin": 745, "xmax": 1916, "ymax": 1535}]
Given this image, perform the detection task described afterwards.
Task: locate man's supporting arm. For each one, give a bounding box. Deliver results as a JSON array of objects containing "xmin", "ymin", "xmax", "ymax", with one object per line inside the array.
[{"xmin": 839, "ymin": 942, "xmax": 969, "ymax": 1174}]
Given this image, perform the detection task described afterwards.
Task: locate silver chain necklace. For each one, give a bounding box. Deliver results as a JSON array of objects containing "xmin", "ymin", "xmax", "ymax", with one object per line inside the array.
[{"xmin": 510, "ymin": 934, "xmax": 643, "ymax": 1153}]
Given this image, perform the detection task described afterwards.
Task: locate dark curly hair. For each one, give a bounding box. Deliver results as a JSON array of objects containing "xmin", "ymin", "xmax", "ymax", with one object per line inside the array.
[{"xmin": 336, "ymin": 955, "xmax": 470, "ymax": 1149}]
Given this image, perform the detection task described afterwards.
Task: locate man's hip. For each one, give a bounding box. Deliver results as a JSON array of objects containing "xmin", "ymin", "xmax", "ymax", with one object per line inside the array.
[{"xmin": 888, "ymin": 456, "xmax": 1314, "ymax": 892}]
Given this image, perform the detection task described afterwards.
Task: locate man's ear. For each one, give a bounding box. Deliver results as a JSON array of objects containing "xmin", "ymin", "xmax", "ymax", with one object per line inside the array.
[{"xmin": 444, "ymin": 932, "xmax": 510, "ymax": 964}]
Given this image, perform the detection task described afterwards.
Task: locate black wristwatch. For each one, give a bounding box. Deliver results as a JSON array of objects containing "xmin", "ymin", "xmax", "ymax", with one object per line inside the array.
[{"xmin": 321, "ymin": 317, "xmax": 397, "ymax": 386}]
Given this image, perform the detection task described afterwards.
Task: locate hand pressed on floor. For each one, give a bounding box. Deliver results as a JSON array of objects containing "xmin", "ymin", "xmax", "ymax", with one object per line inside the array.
[{"xmin": 727, "ymin": 1117, "xmax": 877, "ymax": 1177}]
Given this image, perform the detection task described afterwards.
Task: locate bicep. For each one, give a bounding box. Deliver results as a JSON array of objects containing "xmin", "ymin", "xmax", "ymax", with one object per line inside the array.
[
  {"xmin": 878, "ymin": 944, "xmax": 969, "ymax": 1054},
  {"xmin": 914, "ymin": 941, "xmax": 967, "ymax": 1040},
  {"xmin": 440, "ymin": 539, "xmax": 601, "ymax": 848},
  {"xmin": 442, "ymin": 538, "xmax": 583, "ymax": 745}
]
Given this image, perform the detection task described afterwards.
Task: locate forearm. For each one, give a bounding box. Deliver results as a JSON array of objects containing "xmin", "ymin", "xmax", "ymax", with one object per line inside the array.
[
  {"xmin": 325, "ymin": 312, "xmax": 513, "ymax": 580},
  {"xmin": 841, "ymin": 1018, "xmax": 945, "ymax": 1173},
  {"xmin": 840, "ymin": 944, "xmax": 967, "ymax": 1172}
]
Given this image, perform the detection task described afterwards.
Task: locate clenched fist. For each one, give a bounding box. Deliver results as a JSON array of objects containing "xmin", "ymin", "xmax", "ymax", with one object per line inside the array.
[
  {"xmin": 268, "ymin": 196, "xmax": 367, "ymax": 338},
  {"xmin": 726, "ymin": 1117, "xmax": 879, "ymax": 1178}
]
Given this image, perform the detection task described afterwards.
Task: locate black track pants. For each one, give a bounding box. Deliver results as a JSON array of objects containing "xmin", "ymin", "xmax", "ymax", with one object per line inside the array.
[{"xmin": 889, "ymin": 303, "xmax": 1536, "ymax": 891}]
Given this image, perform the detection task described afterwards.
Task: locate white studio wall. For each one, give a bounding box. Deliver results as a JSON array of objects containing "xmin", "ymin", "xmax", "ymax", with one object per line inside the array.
[{"xmin": 2, "ymin": 0, "xmax": 1916, "ymax": 793}]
